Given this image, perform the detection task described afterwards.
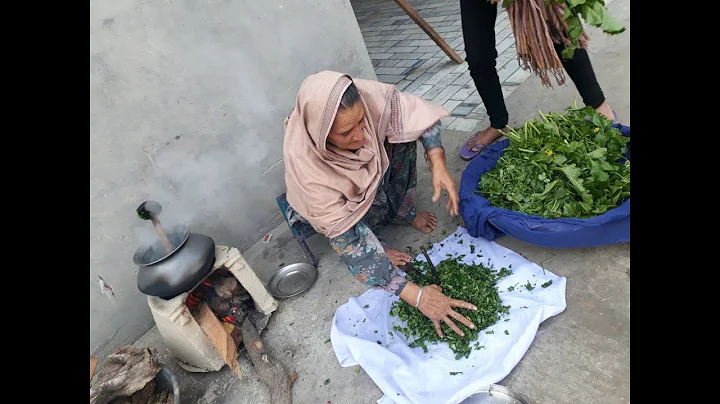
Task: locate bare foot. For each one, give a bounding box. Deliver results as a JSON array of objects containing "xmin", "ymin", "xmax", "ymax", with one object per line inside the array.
[
  {"xmin": 386, "ymin": 248, "xmax": 412, "ymax": 267},
  {"xmin": 595, "ymin": 102, "xmax": 615, "ymax": 121},
  {"xmin": 468, "ymin": 126, "xmax": 505, "ymax": 150},
  {"xmin": 460, "ymin": 126, "xmax": 510, "ymax": 160},
  {"xmin": 411, "ymin": 211, "xmax": 438, "ymax": 234}
]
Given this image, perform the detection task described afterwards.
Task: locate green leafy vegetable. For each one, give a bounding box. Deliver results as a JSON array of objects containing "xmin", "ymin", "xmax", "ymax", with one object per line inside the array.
[
  {"xmin": 503, "ymin": 0, "xmax": 625, "ymax": 60},
  {"xmin": 541, "ymin": 280, "xmax": 553, "ymax": 288},
  {"xmin": 476, "ymin": 105, "xmax": 629, "ymax": 219},
  {"xmin": 390, "ymin": 257, "xmax": 512, "ymax": 359}
]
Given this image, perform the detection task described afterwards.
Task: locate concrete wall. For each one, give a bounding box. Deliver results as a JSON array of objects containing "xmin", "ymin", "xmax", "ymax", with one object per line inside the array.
[{"xmin": 90, "ymin": 0, "xmax": 375, "ymax": 358}]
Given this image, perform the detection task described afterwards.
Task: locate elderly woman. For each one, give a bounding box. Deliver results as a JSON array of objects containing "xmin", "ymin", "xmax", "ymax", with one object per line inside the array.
[{"xmin": 283, "ymin": 71, "xmax": 478, "ymax": 337}]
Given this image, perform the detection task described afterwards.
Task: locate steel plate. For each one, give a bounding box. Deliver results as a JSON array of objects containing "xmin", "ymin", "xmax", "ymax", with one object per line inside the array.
[
  {"xmin": 267, "ymin": 263, "xmax": 318, "ymax": 298},
  {"xmin": 461, "ymin": 384, "xmax": 534, "ymax": 404}
]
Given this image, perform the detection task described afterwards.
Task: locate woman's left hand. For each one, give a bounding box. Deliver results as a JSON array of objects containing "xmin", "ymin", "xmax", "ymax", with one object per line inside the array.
[{"xmin": 427, "ymin": 149, "xmax": 459, "ymax": 217}]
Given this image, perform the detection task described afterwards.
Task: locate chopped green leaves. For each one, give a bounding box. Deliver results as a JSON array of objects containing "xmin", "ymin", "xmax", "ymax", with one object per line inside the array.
[{"xmin": 390, "ymin": 257, "xmax": 512, "ymax": 359}]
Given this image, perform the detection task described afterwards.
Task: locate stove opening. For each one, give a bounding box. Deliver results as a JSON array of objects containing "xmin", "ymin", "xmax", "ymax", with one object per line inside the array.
[{"xmin": 185, "ymin": 267, "xmax": 267, "ymax": 336}]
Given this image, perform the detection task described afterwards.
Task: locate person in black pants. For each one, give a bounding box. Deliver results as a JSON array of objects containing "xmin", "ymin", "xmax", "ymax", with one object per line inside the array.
[{"xmin": 458, "ymin": 0, "xmax": 616, "ymax": 160}]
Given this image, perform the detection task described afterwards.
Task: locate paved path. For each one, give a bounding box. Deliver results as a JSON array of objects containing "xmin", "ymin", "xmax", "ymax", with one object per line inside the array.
[{"xmin": 350, "ymin": 0, "xmax": 530, "ymax": 132}]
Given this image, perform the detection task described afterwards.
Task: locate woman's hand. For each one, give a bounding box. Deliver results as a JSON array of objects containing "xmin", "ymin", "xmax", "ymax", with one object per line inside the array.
[
  {"xmin": 418, "ymin": 285, "xmax": 477, "ymax": 338},
  {"xmin": 426, "ymin": 148, "xmax": 459, "ymax": 217}
]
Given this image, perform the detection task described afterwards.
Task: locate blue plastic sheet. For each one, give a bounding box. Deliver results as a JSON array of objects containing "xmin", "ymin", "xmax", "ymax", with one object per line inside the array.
[{"xmin": 459, "ymin": 123, "xmax": 630, "ymax": 248}]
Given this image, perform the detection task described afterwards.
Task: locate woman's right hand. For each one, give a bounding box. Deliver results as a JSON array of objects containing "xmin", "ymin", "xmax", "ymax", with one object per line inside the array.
[{"xmin": 417, "ymin": 285, "xmax": 478, "ymax": 338}]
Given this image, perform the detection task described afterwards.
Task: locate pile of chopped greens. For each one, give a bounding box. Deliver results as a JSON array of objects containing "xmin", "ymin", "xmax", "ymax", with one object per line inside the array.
[
  {"xmin": 390, "ymin": 257, "xmax": 512, "ymax": 359},
  {"xmin": 476, "ymin": 105, "xmax": 630, "ymax": 219}
]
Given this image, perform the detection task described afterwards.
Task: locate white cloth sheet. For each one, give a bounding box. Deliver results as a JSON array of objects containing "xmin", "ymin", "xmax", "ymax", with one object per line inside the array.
[{"xmin": 330, "ymin": 227, "xmax": 567, "ymax": 404}]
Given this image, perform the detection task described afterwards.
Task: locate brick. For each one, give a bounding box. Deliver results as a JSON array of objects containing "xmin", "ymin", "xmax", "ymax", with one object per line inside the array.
[
  {"xmin": 377, "ymin": 67, "xmax": 408, "ymax": 75},
  {"xmin": 497, "ymin": 59, "xmax": 520, "ymax": 83},
  {"xmin": 452, "ymin": 73, "xmax": 473, "ymax": 87},
  {"xmin": 495, "ymin": 18, "xmax": 511, "ymax": 33},
  {"xmin": 412, "ymin": 84, "xmax": 433, "ymax": 97},
  {"xmin": 496, "ymin": 36, "xmax": 515, "ymax": 55},
  {"xmin": 402, "ymin": 79, "xmax": 422, "ymax": 94},
  {"xmin": 451, "ymin": 105, "xmax": 475, "ymax": 117},
  {"xmin": 407, "ymin": 71, "xmax": 435, "ymax": 86},
  {"xmin": 366, "ymin": 46, "xmax": 391, "ymax": 54},
  {"xmin": 381, "ymin": 40, "xmax": 401, "ymax": 48},
  {"xmin": 377, "ymin": 60, "xmax": 400, "ymax": 67},
  {"xmin": 415, "ymin": 46, "xmax": 440, "ymax": 54},
  {"xmin": 432, "ymin": 85, "xmax": 462, "ymax": 105},
  {"xmin": 423, "ymin": 84, "xmax": 446, "ymax": 100},
  {"xmin": 450, "ymin": 84, "xmax": 475, "ymax": 101},
  {"xmin": 363, "ymin": 40, "xmax": 383, "ymax": 48},
  {"xmin": 390, "ymin": 52, "xmax": 427, "ymax": 60},
  {"xmin": 506, "ymin": 67, "xmax": 532, "ymax": 84},
  {"xmin": 497, "ymin": 48, "xmax": 518, "ymax": 70},
  {"xmin": 391, "ymin": 46, "xmax": 419, "ymax": 53},
  {"xmin": 495, "ymin": 12, "xmax": 509, "ymax": 27},
  {"xmin": 409, "ymin": 39, "xmax": 437, "ymax": 47},
  {"xmin": 469, "ymin": 103, "xmax": 487, "ymax": 117},
  {"xmin": 440, "ymin": 116, "xmax": 457, "ymax": 128},
  {"xmin": 449, "ymin": 36, "xmax": 464, "ymax": 49},
  {"xmin": 443, "ymin": 99, "xmax": 462, "ymax": 114},
  {"xmin": 435, "ymin": 26, "xmax": 460, "ymax": 33},
  {"xmin": 498, "ymin": 27, "xmax": 513, "ymax": 41},
  {"xmin": 448, "ymin": 117, "xmax": 481, "ymax": 131},
  {"xmin": 463, "ymin": 93, "xmax": 482, "ymax": 104},
  {"xmin": 381, "ymin": 34, "xmax": 410, "ymax": 41},
  {"xmin": 368, "ymin": 53, "xmax": 393, "ymax": 60},
  {"xmin": 376, "ymin": 74, "xmax": 405, "ymax": 84},
  {"xmin": 452, "ymin": 62, "xmax": 469, "ymax": 74},
  {"xmin": 395, "ymin": 59, "xmax": 422, "ymax": 68},
  {"xmin": 424, "ymin": 67, "xmax": 455, "ymax": 85},
  {"xmin": 395, "ymin": 80, "xmax": 412, "ymax": 92},
  {"xmin": 423, "ymin": 16, "xmax": 448, "ymax": 23},
  {"xmin": 437, "ymin": 72, "xmax": 461, "ymax": 87}
]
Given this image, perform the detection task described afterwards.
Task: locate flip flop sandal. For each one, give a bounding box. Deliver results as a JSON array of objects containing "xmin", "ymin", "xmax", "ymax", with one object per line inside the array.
[
  {"xmin": 460, "ymin": 132, "xmax": 489, "ymax": 161},
  {"xmin": 460, "ymin": 132, "xmax": 505, "ymax": 161}
]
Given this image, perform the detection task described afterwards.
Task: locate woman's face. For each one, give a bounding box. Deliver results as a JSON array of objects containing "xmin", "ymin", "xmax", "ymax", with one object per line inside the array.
[{"xmin": 327, "ymin": 102, "xmax": 366, "ymax": 151}]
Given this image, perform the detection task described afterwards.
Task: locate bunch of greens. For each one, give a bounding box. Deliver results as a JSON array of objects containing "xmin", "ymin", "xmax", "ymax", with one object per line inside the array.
[
  {"xmin": 390, "ymin": 257, "xmax": 512, "ymax": 359},
  {"xmin": 502, "ymin": 0, "xmax": 626, "ymax": 59},
  {"xmin": 476, "ymin": 105, "xmax": 630, "ymax": 219},
  {"xmin": 558, "ymin": 0, "xmax": 625, "ymax": 59}
]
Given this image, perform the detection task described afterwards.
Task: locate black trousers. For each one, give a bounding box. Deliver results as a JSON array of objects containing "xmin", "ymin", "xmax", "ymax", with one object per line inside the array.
[{"xmin": 460, "ymin": 0, "xmax": 606, "ymax": 129}]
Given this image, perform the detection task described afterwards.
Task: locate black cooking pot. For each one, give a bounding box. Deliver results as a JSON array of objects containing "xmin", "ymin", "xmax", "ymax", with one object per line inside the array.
[{"xmin": 132, "ymin": 201, "xmax": 216, "ymax": 299}]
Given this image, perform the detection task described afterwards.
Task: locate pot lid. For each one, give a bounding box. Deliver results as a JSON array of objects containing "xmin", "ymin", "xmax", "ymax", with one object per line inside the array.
[
  {"xmin": 267, "ymin": 263, "xmax": 318, "ymax": 298},
  {"xmin": 133, "ymin": 224, "xmax": 190, "ymax": 266}
]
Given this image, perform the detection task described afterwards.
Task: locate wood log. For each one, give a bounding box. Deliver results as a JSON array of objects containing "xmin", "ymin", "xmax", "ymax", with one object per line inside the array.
[
  {"xmin": 240, "ymin": 318, "xmax": 292, "ymax": 404},
  {"xmin": 91, "ymin": 356, "xmax": 98, "ymax": 381}
]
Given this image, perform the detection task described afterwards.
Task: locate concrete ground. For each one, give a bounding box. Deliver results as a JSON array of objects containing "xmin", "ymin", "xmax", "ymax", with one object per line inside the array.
[{"xmin": 133, "ymin": 1, "xmax": 630, "ymax": 402}]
